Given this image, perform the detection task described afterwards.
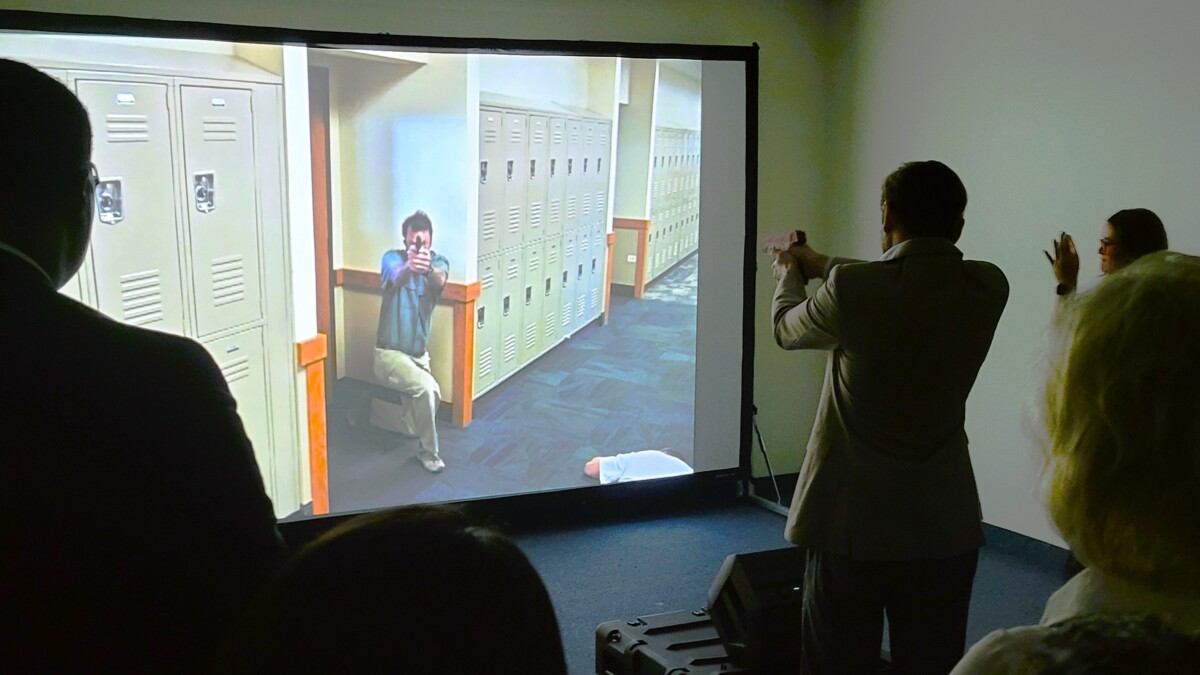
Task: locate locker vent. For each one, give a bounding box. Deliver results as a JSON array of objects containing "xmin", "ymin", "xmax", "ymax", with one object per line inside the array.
[
  {"xmin": 547, "ymin": 249, "xmax": 559, "ymax": 265},
  {"xmin": 119, "ymin": 269, "xmax": 163, "ymax": 326},
  {"xmin": 549, "ymin": 198, "xmax": 561, "ymax": 224},
  {"xmin": 503, "ymin": 334, "xmax": 518, "ymax": 362},
  {"xmin": 591, "ymin": 288, "xmax": 600, "ymax": 310},
  {"xmin": 576, "ymin": 296, "xmax": 585, "ymax": 318},
  {"xmin": 565, "ymin": 242, "xmax": 575, "ymax": 257},
  {"xmin": 481, "ymin": 209, "xmax": 497, "ymax": 243},
  {"xmin": 529, "ymin": 201, "xmax": 543, "ymax": 229},
  {"xmin": 220, "ymin": 355, "xmax": 251, "ymax": 384},
  {"xmin": 105, "ymin": 114, "xmax": 150, "ymax": 143},
  {"xmin": 506, "ymin": 260, "xmax": 520, "ymax": 281},
  {"xmin": 481, "ymin": 269, "xmax": 496, "ymax": 290},
  {"xmin": 483, "ymin": 125, "xmax": 500, "ymax": 144},
  {"xmin": 531, "ymin": 124, "xmax": 545, "ymax": 143},
  {"xmin": 507, "ymin": 205, "xmax": 521, "ymax": 236},
  {"xmin": 202, "ymin": 117, "xmax": 238, "ymax": 142},
  {"xmin": 566, "ymin": 196, "xmax": 577, "ymax": 221},
  {"xmin": 211, "ymin": 255, "xmax": 246, "ymax": 306},
  {"xmin": 561, "ymin": 306, "xmax": 571, "ymax": 328},
  {"xmin": 581, "ymin": 193, "xmax": 592, "ymax": 218},
  {"xmin": 478, "ymin": 347, "xmax": 493, "ymax": 379},
  {"xmin": 552, "ymin": 127, "xmax": 564, "ymax": 144},
  {"xmin": 508, "ymin": 123, "xmax": 524, "ymax": 144},
  {"xmin": 544, "ymin": 313, "xmax": 555, "ymax": 338},
  {"xmin": 525, "ymin": 323, "xmax": 537, "ymax": 350}
]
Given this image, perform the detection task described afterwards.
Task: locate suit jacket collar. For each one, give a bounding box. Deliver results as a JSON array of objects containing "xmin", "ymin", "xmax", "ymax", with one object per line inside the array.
[{"xmin": 880, "ymin": 237, "xmax": 963, "ymax": 262}]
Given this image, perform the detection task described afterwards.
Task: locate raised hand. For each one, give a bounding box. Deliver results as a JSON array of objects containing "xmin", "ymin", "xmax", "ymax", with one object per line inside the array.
[{"xmin": 1044, "ymin": 232, "xmax": 1079, "ymax": 289}]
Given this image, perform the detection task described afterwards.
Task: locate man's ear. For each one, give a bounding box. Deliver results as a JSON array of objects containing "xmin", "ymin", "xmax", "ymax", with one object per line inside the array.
[
  {"xmin": 950, "ymin": 216, "xmax": 965, "ymax": 244},
  {"xmin": 882, "ymin": 203, "xmax": 897, "ymax": 234}
]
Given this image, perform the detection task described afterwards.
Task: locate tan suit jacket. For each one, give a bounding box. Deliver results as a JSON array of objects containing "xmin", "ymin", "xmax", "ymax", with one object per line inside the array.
[{"xmin": 773, "ymin": 238, "xmax": 1009, "ymax": 560}]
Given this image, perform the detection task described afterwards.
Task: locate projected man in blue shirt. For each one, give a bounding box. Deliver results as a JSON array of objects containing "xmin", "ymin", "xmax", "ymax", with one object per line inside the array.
[{"xmin": 370, "ymin": 210, "xmax": 450, "ymax": 473}]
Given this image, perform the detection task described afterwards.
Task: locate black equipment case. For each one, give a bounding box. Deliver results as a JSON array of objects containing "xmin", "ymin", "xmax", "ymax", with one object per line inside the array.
[{"xmin": 595, "ymin": 608, "xmax": 750, "ymax": 674}]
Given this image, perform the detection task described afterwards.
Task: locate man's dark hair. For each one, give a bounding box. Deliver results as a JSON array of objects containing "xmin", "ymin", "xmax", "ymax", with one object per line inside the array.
[
  {"xmin": 880, "ymin": 160, "xmax": 967, "ymax": 239},
  {"xmin": 0, "ymin": 59, "xmax": 92, "ymax": 238},
  {"xmin": 401, "ymin": 210, "xmax": 433, "ymax": 237},
  {"xmin": 1107, "ymin": 208, "xmax": 1168, "ymax": 265}
]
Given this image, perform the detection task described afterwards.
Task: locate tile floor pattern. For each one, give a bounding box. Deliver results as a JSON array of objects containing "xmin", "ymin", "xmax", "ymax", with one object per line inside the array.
[{"xmin": 327, "ymin": 254, "xmax": 701, "ymax": 514}]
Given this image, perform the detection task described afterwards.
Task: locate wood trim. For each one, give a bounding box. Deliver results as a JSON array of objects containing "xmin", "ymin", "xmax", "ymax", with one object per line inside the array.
[
  {"xmin": 336, "ymin": 267, "xmax": 378, "ymax": 291},
  {"xmin": 309, "ymin": 65, "xmax": 335, "ymax": 398},
  {"xmin": 613, "ymin": 216, "xmax": 651, "ymax": 231},
  {"xmin": 635, "ymin": 227, "xmax": 650, "ymax": 299},
  {"xmin": 441, "ymin": 280, "xmax": 481, "ymax": 304},
  {"xmin": 296, "ymin": 334, "xmax": 330, "ymax": 516},
  {"xmin": 452, "ymin": 298, "xmax": 476, "ymax": 426},
  {"xmin": 297, "ymin": 333, "xmax": 328, "ymax": 366},
  {"xmin": 603, "ymin": 231, "xmax": 616, "ymax": 325}
]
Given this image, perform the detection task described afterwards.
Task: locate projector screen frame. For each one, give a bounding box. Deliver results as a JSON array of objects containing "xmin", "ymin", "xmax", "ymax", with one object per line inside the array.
[{"xmin": 0, "ymin": 9, "xmax": 760, "ymax": 531}]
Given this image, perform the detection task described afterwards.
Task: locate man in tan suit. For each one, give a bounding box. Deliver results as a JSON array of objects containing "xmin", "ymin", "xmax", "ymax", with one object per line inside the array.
[{"xmin": 771, "ymin": 161, "xmax": 1009, "ymax": 675}]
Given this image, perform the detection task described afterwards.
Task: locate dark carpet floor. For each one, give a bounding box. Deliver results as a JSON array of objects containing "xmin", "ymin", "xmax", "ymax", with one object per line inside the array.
[
  {"xmin": 511, "ymin": 500, "xmax": 1065, "ymax": 675},
  {"xmin": 326, "ymin": 254, "xmax": 700, "ymax": 515}
]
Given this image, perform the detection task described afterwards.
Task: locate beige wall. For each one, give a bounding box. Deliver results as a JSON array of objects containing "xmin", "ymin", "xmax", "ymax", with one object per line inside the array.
[
  {"xmin": 825, "ymin": 0, "xmax": 1200, "ymax": 545},
  {"xmin": 0, "ymin": 0, "xmax": 832, "ymax": 499}
]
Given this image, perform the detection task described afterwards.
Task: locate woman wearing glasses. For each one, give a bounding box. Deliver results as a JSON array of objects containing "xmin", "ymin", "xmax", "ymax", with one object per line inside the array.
[{"xmin": 1045, "ymin": 208, "xmax": 1169, "ymax": 296}]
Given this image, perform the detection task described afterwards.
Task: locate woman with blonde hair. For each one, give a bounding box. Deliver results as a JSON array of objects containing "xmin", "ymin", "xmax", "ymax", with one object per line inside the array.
[{"xmin": 952, "ymin": 251, "xmax": 1200, "ymax": 674}]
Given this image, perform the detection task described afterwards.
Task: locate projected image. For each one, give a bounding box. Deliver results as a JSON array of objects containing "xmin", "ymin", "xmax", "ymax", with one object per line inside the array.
[{"xmin": 0, "ymin": 32, "xmax": 704, "ymax": 517}]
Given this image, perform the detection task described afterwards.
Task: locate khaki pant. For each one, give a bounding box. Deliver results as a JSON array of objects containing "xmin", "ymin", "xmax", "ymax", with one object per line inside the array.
[{"xmin": 370, "ymin": 347, "xmax": 440, "ymax": 459}]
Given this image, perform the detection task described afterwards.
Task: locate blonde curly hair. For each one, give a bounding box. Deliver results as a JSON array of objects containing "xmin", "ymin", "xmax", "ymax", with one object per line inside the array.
[{"xmin": 1044, "ymin": 251, "xmax": 1200, "ymax": 593}]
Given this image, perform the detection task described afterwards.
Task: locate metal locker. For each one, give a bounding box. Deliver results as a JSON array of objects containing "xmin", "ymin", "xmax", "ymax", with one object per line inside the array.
[
  {"xmin": 41, "ymin": 68, "xmax": 86, "ymax": 304},
  {"xmin": 76, "ymin": 79, "xmax": 186, "ymax": 334},
  {"xmin": 179, "ymin": 85, "xmax": 263, "ymax": 337},
  {"xmin": 541, "ymin": 235, "xmax": 563, "ymax": 347},
  {"xmin": 580, "ymin": 120, "xmax": 595, "ymax": 230},
  {"xmin": 564, "ymin": 119, "xmax": 583, "ymax": 232},
  {"xmin": 546, "ymin": 117, "xmax": 567, "ymax": 239},
  {"xmin": 497, "ymin": 247, "xmax": 523, "ymax": 380},
  {"xmin": 478, "ymin": 109, "xmax": 504, "ymax": 258},
  {"xmin": 518, "ymin": 240, "xmax": 545, "ymax": 366},
  {"xmin": 474, "ymin": 254, "xmax": 500, "ymax": 395},
  {"xmin": 500, "ymin": 112, "xmax": 528, "ymax": 252},
  {"xmin": 595, "ymin": 121, "xmax": 611, "ymax": 233},
  {"xmin": 589, "ymin": 223, "xmax": 605, "ymax": 319},
  {"xmin": 524, "ymin": 115, "xmax": 550, "ymax": 245},
  {"xmin": 561, "ymin": 229, "xmax": 577, "ymax": 333},
  {"xmin": 573, "ymin": 227, "xmax": 589, "ymax": 330},
  {"xmin": 202, "ymin": 326, "xmax": 274, "ymax": 494}
]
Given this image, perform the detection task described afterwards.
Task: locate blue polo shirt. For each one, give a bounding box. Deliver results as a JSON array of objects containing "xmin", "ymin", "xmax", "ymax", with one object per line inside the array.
[{"xmin": 376, "ymin": 249, "xmax": 450, "ymax": 356}]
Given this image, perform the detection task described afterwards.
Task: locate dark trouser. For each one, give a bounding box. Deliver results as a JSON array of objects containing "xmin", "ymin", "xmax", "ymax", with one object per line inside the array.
[{"xmin": 801, "ymin": 548, "xmax": 979, "ymax": 675}]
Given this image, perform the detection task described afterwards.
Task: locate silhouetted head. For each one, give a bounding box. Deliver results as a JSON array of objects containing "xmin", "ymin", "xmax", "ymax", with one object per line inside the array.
[
  {"xmin": 401, "ymin": 209, "xmax": 434, "ymax": 251},
  {"xmin": 221, "ymin": 505, "xmax": 567, "ymax": 674},
  {"xmin": 879, "ymin": 160, "xmax": 967, "ymax": 250},
  {"xmin": 1099, "ymin": 208, "xmax": 1168, "ymax": 274},
  {"xmin": 0, "ymin": 59, "xmax": 94, "ymax": 288},
  {"xmin": 1043, "ymin": 251, "xmax": 1200, "ymax": 595}
]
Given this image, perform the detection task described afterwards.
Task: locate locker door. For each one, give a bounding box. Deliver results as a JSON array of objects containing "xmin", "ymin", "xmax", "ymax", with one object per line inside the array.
[
  {"xmin": 76, "ymin": 79, "xmax": 185, "ymax": 333},
  {"xmin": 518, "ymin": 241, "xmax": 544, "ymax": 366},
  {"xmin": 474, "ymin": 254, "xmax": 500, "ymax": 394},
  {"xmin": 561, "ymin": 230, "xmax": 577, "ymax": 333},
  {"xmin": 546, "ymin": 117, "xmax": 567, "ymax": 239},
  {"xmin": 500, "ymin": 112, "xmax": 528, "ymax": 252},
  {"xmin": 203, "ymin": 327, "xmax": 274, "ymax": 495},
  {"xmin": 478, "ymin": 109, "xmax": 504, "ymax": 258},
  {"xmin": 573, "ymin": 227, "xmax": 589, "ymax": 330},
  {"xmin": 564, "ymin": 119, "xmax": 583, "ymax": 232},
  {"xmin": 589, "ymin": 223, "xmax": 604, "ymax": 319},
  {"xmin": 180, "ymin": 85, "xmax": 262, "ymax": 337},
  {"xmin": 595, "ymin": 121, "xmax": 611, "ymax": 233},
  {"xmin": 542, "ymin": 236, "xmax": 563, "ymax": 347},
  {"xmin": 525, "ymin": 115, "xmax": 549, "ymax": 245},
  {"xmin": 42, "ymin": 69, "xmax": 86, "ymax": 303},
  {"xmin": 579, "ymin": 120, "xmax": 595, "ymax": 231},
  {"xmin": 497, "ymin": 247, "xmax": 523, "ymax": 379}
]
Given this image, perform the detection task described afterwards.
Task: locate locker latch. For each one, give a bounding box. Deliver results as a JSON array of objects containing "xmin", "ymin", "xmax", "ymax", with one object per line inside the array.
[
  {"xmin": 502, "ymin": 295, "xmax": 510, "ymax": 316},
  {"xmin": 477, "ymin": 306, "xmax": 485, "ymax": 329},
  {"xmin": 550, "ymin": 158, "xmax": 556, "ymax": 178},
  {"xmin": 506, "ymin": 160, "xmax": 514, "ymax": 182},
  {"xmin": 525, "ymin": 286, "xmax": 532, "ymax": 306},
  {"xmin": 94, "ymin": 178, "xmax": 124, "ymax": 225},
  {"xmin": 545, "ymin": 278, "xmax": 551, "ymax": 297},
  {"xmin": 567, "ymin": 158, "xmax": 573, "ymax": 176},
  {"xmin": 577, "ymin": 263, "xmax": 584, "ymax": 280},
  {"xmin": 592, "ymin": 258, "xmax": 597, "ymax": 273},
  {"xmin": 479, "ymin": 160, "xmax": 489, "ymax": 184},
  {"xmin": 597, "ymin": 158, "xmax": 602, "ymax": 174},
  {"xmin": 529, "ymin": 159, "xmax": 536, "ymax": 179},
  {"xmin": 562, "ymin": 270, "xmax": 568, "ymax": 288},
  {"xmin": 583, "ymin": 158, "xmax": 588, "ymax": 174},
  {"xmin": 194, "ymin": 172, "xmax": 215, "ymax": 213}
]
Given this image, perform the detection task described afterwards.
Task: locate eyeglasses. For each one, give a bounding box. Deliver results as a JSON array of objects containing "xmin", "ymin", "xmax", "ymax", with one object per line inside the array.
[{"xmin": 1100, "ymin": 237, "xmax": 1120, "ymax": 250}]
